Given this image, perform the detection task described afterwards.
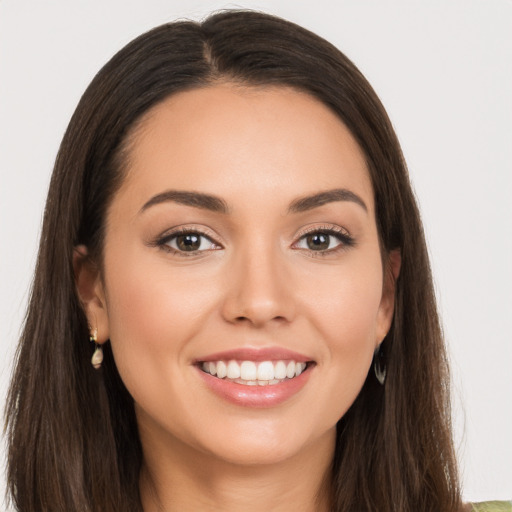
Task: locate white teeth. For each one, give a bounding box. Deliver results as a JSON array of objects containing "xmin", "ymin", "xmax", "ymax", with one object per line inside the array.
[
  {"xmin": 274, "ymin": 360, "xmax": 287, "ymax": 379},
  {"xmin": 201, "ymin": 359, "xmax": 310, "ymax": 385},
  {"xmin": 216, "ymin": 360, "xmax": 227, "ymax": 379},
  {"xmin": 257, "ymin": 361, "xmax": 274, "ymax": 381},
  {"xmin": 295, "ymin": 362, "xmax": 306, "ymax": 376},
  {"xmin": 240, "ymin": 361, "xmax": 257, "ymax": 380},
  {"xmin": 227, "ymin": 360, "xmax": 241, "ymax": 379},
  {"xmin": 286, "ymin": 361, "xmax": 296, "ymax": 378}
]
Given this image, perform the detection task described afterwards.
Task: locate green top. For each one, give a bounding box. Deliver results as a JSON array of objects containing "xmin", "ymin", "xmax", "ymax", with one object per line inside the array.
[{"xmin": 472, "ymin": 502, "xmax": 512, "ymax": 512}]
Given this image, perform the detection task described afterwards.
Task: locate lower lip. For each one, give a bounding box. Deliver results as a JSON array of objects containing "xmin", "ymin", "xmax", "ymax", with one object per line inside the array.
[{"xmin": 196, "ymin": 365, "xmax": 313, "ymax": 408}]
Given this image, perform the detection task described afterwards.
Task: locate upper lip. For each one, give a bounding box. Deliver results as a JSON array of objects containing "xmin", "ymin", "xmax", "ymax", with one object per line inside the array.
[{"xmin": 195, "ymin": 347, "xmax": 313, "ymax": 363}]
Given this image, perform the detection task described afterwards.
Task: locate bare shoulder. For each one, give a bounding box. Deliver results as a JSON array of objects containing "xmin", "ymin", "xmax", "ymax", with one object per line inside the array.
[{"xmin": 468, "ymin": 501, "xmax": 512, "ymax": 512}]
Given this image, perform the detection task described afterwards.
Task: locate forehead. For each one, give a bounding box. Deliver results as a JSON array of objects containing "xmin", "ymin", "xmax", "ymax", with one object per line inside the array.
[{"xmin": 117, "ymin": 84, "xmax": 374, "ymax": 214}]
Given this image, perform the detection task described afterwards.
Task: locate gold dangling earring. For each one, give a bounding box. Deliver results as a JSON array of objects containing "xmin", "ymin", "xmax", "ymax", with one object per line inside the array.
[{"xmin": 90, "ymin": 328, "xmax": 103, "ymax": 370}]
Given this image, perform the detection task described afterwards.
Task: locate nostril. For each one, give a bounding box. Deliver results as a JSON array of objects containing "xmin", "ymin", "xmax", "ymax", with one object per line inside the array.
[{"xmin": 233, "ymin": 314, "xmax": 288, "ymax": 325}]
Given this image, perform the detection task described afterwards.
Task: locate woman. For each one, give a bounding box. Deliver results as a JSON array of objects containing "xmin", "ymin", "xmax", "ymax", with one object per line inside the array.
[{"xmin": 4, "ymin": 10, "xmax": 510, "ymax": 512}]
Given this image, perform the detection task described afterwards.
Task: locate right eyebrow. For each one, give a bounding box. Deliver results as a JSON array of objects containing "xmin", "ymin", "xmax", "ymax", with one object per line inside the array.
[{"xmin": 139, "ymin": 190, "xmax": 230, "ymax": 214}]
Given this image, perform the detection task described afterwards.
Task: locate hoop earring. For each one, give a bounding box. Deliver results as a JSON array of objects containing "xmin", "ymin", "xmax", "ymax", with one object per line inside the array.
[
  {"xmin": 373, "ymin": 343, "xmax": 386, "ymax": 385},
  {"xmin": 89, "ymin": 328, "xmax": 103, "ymax": 370}
]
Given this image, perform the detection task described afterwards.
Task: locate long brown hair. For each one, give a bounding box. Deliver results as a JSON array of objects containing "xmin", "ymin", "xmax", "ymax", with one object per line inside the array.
[{"xmin": 5, "ymin": 10, "xmax": 461, "ymax": 511}]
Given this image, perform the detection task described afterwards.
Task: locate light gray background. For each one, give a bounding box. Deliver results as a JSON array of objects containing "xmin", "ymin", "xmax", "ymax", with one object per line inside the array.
[{"xmin": 1, "ymin": 0, "xmax": 511, "ymax": 505}]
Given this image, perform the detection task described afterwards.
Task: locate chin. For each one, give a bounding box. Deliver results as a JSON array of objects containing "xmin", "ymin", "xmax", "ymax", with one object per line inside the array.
[
  {"xmin": 203, "ymin": 441, "xmax": 306, "ymax": 467},
  {"xmin": 193, "ymin": 419, "xmax": 335, "ymax": 467}
]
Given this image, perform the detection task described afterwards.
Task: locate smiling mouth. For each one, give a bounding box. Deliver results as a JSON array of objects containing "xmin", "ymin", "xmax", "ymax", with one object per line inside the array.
[{"xmin": 200, "ymin": 359, "xmax": 311, "ymax": 386}]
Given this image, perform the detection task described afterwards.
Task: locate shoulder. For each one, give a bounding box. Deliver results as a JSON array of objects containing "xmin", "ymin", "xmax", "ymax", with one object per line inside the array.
[{"xmin": 470, "ymin": 501, "xmax": 512, "ymax": 512}]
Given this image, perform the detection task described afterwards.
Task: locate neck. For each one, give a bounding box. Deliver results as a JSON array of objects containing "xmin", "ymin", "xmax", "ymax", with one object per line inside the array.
[{"xmin": 139, "ymin": 425, "xmax": 334, "ymax": 512}]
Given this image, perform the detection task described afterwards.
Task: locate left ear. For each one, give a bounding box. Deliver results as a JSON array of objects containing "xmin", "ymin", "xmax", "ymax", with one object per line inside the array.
[{"xmin": 376, "ymin": 249, "xmax": 401, "ymax": 344}]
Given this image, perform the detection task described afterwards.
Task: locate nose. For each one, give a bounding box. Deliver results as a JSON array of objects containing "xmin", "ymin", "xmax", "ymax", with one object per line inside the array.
[{"xmin": 220, "ymin": 242, "xmax": 296, "ymax": 328}]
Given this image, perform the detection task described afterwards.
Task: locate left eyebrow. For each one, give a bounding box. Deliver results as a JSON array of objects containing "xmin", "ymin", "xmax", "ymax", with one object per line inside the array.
[{"xmin": 287, "ymin": 188, "xmax": 368, "ymax": 214}]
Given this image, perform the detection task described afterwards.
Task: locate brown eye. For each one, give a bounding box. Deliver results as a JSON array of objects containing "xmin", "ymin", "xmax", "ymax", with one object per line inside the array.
[
  {"xmin": 294, "ymin": 228, "xmax": 354, "ymax": 254},
  {"xmin": 160, "ymin": 231, "xmax": 219, "ymax": 254},
  {"xmin": 176, "ymin": 234, "xmax": 201, "ymax": 251},
  {"xmin": 306, "ymin": 233, "xmax": 330, "ymax": 251}
]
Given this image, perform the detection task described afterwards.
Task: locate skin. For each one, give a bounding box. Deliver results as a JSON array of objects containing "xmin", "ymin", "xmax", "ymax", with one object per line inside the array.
[{"xmin": 76, "ymin": 84, "xmax": 398, "ymax": 511}]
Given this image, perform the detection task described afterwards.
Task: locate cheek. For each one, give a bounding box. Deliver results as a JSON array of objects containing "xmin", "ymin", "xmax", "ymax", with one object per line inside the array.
[
  {"xmin": 300, "ymin": 253, "xmax": 384, "ymax": 348},
  {"xmin": 101, "ymin": 249, "xmax": 220, "ymax": 400},
  {"xmin": 297, "ymin": 255, "xmax": 383, "ymax": 421}
]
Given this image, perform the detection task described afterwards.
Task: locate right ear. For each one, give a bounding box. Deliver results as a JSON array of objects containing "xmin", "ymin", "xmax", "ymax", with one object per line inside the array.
[{"xmin": 73, "ymin": 245, "xmax": 110, "ymax": 343}]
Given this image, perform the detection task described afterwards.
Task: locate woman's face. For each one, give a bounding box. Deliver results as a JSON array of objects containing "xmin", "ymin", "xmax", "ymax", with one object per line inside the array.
[{"xmin": 82, "ymin": 84, "xmax": 396, "ymax": 466}]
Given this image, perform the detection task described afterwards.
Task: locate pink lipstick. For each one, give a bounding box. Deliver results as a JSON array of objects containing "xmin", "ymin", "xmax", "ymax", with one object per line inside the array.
[{"xmin": 194, "ymin": 347, "xmax": 314, "ymax": 408}]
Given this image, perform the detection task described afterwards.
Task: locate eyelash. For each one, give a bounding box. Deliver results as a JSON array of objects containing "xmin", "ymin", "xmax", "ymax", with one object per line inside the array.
[
  {"xmin": 154, "ymin": 227, "xmax": 221, "ymax": 258},
  {"xmin": 153, "ymin": 225, "xmax": 355, "ymax": 258},
  {"xmin": 294, "ymin": 225, "xmax": 355, "ymax": 257}
]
